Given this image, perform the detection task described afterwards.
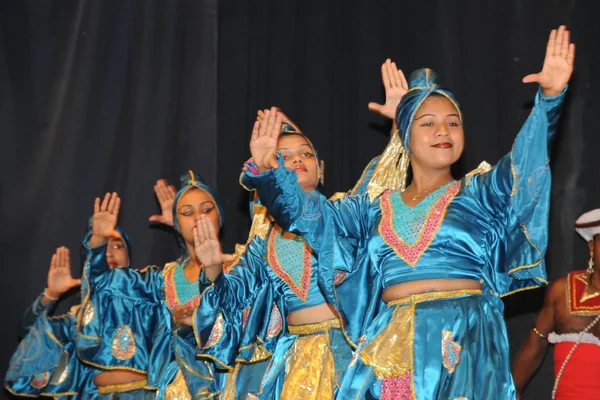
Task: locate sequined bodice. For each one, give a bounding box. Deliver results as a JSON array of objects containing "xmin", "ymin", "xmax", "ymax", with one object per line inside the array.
[
  {"xmin": 374, "ymin": 181, "xmax": 494, "ymax": 288},
  {"xmin": 164, "ymin": 262, "xmax": 201, "ymax": 311},
  {"xmin": 266, "ymin": 225, "xmax": 327, "ymax": 312}
]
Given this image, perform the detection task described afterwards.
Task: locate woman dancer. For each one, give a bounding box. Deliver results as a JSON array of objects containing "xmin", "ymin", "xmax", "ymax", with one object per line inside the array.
[{"xmin": 243, "ymin": 25, "xmax": 573, "ymax": 399}]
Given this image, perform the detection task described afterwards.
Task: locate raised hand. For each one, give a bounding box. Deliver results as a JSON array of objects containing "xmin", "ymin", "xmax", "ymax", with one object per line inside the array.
[
  {"xmin": 257, "ymin": 108, "xmax": 302, "ymax": 132},
  {"xmin": 193, "ymin": 215, "xmax": 233, "ymax": 269},
  {"xmin": 90, "ymin": 192, "xmax": 121, "ymax": 247},
  {"xmin": 250, "ymin": 107, "xmax": 283, "ymax": 173},
  {"xmin": 368, "ymin": 59, "xmax": 408, "ymax": 120},
  {"xmin": 523, "ymin": 25, "xmax": 575, "ymax": 97},
  {"xmin": 46, "ymin": 247, "xmax": 81, "ymax": 300},
  {"xmin": 149, "ymin": 179, "xmax": 177, "ymax": 227},
  {"xmin": 172, "ymin": 305, "xmax": 194, "ymax": 327}
]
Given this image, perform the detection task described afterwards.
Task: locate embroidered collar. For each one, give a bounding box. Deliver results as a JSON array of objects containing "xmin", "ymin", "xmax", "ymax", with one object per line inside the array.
[{"xmin": 567, "ymin": 270, "xmax": 600, "ymax": 316}]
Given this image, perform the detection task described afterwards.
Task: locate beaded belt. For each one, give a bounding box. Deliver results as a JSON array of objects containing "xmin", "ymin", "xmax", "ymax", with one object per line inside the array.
[
  {"xmin": 288, "ymin": 318, "xmax": 341, "ymax": 335},
  {"xmin": 387, "ymin": 288, "xmax": 483, "ymax": 306}
]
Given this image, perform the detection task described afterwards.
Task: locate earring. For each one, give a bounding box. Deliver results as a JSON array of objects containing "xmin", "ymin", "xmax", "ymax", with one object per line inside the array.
[{"xmin": 587, "ymin": 253, "xmax": 595, "ymax": 275}]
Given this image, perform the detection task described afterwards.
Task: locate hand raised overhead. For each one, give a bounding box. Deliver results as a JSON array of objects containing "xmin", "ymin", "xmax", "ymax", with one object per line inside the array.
[
  {"xmin": 523, "ymin": 25, "xmax": 575, "ymax": 97},
  {"xmin": 45, "ymin": 247, "xmax": 81, "ymax": 300},
  {"xmin": 249, "ymin": 107, "xmax": 283, "ymax": 173},
  {"xmin": 149, "ymin": 179, "xmax": 177, "ymax": 227},
  {"xmin": 368, "ymin": 58, "xmax": 408, "ymax": 120}
]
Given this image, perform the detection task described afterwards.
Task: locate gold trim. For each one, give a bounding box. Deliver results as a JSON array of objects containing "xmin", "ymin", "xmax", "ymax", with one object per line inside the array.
[
  {"xmin": 4, "ymin": 386, "xmax": 38, "ymax": 398},
  {"xmin": 387, "ymin": 289, "xmax": 483, "ymax": 306},
  {"xmin": 175, "ymin": 340, "xmax": 218, "ymax": 379},
  {"xmin": 349, "ymin": 156, "xmax": 379, "ymax": 194},
  {"xmin": 97, "ymin": 379, "xmax": 148, "ymax": 394},
  {"xmin": 499, "ymin": 284, "xmax": 543, "ymax": 298},
  {"xmin": 464, "ymin": 161, "xmax": 492, "ymax": 186},
  {"xmin": 77, "ymin": 355, "xmax": 147, "ymax": 375},
  {"xmin": 195, "ymin": 352, "xmax": 234, "ymax": 372},
  {"xmin": 288, "ymin": 318, "xmax": 341, "ymax": 335}
]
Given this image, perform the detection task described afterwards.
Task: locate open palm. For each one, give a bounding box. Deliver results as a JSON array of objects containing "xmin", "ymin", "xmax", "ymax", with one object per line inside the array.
[
  {"xmin": 149, "ymin": 179, "xmax": 176, "ymax": 227},
  {"xmin": 523, "ymin": 25, "xmax": 575, "ymax": 97},
  {"xmin": 193, "ymin": 216, "xmax": 233, "ymax": 268},
  {"xmin": 368, "ymin": 59, "xmax": 408, "ymax": 120},
  {"xmin": 47, "ymin": 247, "xmax": 81, "ymax": 297},
  {"xmin": 92, "ymin": 192, "xmax": 121, "ymax": 239},
  {"xmin": 249, "ymin": 107, "xmax": 283, "ymax": 173}
]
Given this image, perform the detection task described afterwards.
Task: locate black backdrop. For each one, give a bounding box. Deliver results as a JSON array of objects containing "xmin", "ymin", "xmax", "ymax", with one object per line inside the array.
[{"xmin": 2, "ymin": 0, "xmax": 600, "ymax": 398}]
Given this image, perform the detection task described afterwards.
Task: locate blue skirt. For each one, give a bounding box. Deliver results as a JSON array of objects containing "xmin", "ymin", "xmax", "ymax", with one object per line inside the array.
[{"xmin": 341, "ymin": 290, "xmax": 516, "ymax": 400}]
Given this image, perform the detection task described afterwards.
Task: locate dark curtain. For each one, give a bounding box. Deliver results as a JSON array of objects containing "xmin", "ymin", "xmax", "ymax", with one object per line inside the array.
[
  {"xmin": 216, "ymin": 1, "xmax": 600, "ymax": 398},
  {"xmin": 1, "ymin": 0, "xmax": 599, "ymax": 399},
  {"xmin": 0, "ymin": 0, "xmax": 217, "ymax": 396}
]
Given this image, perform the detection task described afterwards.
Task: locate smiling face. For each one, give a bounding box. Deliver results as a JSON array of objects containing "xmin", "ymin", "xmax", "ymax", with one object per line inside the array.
[
  {"xmin": 408, "ymin": 95, "xmax": 464, "ymax": 172},
  {"xmin": 277, "ymin": 133, "xmax": 319, "ymax": 192},
  {"xmin": 176, "ymin": 188, "xmax": 221, "ymax": 246}
]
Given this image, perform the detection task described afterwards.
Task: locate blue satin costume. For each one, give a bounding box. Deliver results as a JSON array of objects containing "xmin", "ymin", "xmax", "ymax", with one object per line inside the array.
[
  {"xmin": 194, "ymin": 129, "xmax": 359, "ymax": 399},
  {"xmin": 5, "ymin": 229, "xmax": 159, "ymax": 398},
  {"xmin": 79, "ymin": 172, "xmax": 230, "ymax": 399},
  {"xmin": 242, "ymin": 69, "xmax": 566, "ymax": 399}
]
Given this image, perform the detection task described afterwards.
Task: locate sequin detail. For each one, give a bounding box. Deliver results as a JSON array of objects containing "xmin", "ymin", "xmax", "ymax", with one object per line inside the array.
[
  {"xmin": 31, "ymin": 371, "xmax": 49, "ymax": 389},
  {"xmin": 164, "ymin": 263, "xmax": 201, "ymax": 311},
  {"xmin": 241, "ymin": 306, "xmax": 251, "ymax": 334},
  {"xmin": 442, "ymin": 330, "xmax": 461, "ymax": 374},
  {"xmin": 379, "ymin": 182, "xmax": 460, "ymax": 266},
  {"xmin": 333, "ymin": 271, "xmax": 347, "ymax": 285},
  {"xmin": 82, "ymin": 301, "xmax": 95, "ymax": 326},
  {"xmin": 112, "ymin": 325, "xmax": 136, "ymax": 360},
  {"xmin": 267, "ymin": 225, "xmax": 313, "ymax": 301},
  {"xmin": 380, "ymin": 372, "xmax": 414, "ymax": 400},
  {"xmin": 203, "ymin": 313, "xmax": 224, "ymax": 349},
  {"xmin": 266, "ymin": 303, "xmax": 283, "ymax": 339}
]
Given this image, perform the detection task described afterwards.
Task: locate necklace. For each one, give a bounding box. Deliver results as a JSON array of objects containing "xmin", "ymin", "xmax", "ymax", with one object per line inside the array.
[
  {"xmin": 551, "ymin": 314, "xmax": 600, "ymax": 399},
  {"xmin": 408, "ymin": 180, "xmax": 453, "ymax": 202}
]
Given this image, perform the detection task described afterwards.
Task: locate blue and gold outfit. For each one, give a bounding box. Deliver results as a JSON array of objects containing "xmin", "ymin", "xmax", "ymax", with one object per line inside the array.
[
  {"xmin": 242, "ymin": 69, "xmax": 566, "ymax": 399},
  {"xmin": 81, "ymin": 173, "xmax": 228, "ymax": 399},
  {"xmin": 194, "ymin": 130, "xmax": 357, "ymax": 400},
  {"xmin": 5, "ymin": 229, "xmax": 159, "ymax": 398}
]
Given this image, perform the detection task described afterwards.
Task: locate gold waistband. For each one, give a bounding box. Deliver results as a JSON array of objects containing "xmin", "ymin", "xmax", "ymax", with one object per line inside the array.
[
  {"xmin": 288, "ymin": 318, "xmax": 341, "ymax": 335},
  {"xmin": 387, "ymin": 289, "xmax": 483, "ymax": 306},
  {"xmin": 97, "ymin": 378, "xmax": 148, "ymax": 394}
]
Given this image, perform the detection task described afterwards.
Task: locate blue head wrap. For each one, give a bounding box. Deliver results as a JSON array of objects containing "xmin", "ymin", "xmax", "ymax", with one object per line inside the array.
[
  {"xmin": 396, "ymin": 68, "xmax": 462, "ymax": 155},
  {"xmin": 172, "ymin": 170, "xmax": 224, "ymax": 257},
  {"xmin": 364, "ymin": 68, "xmax": 462, "ymax": 199}
]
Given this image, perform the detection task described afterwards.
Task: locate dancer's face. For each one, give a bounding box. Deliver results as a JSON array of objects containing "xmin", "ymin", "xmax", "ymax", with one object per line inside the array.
[
  {"xmin": 176, "ymin": 188, "xmax": 221, "ymax": 245},
  {"xmin": 277, "ymin": 134, "xmax": 319, "ymax": 192},
  {"xmin": 409, "ymin": 95, "xmax": 464, "ymax": 172},
  {"xmin": 106, "ymin": 236, "xmax": 128, "ymax": 268}
]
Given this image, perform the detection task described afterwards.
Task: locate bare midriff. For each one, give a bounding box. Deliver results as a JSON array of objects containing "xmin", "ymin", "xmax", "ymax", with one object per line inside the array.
[
  {"xmin": 382, "ymin": 278, "xmax": 482, "ymax": 303},
  {"xmin": 94, "ymin": 370, "xmax": 147, "ymax": 387},
  {"xmin": 286, "ymin": 303, "xmax": 339, "ymax": 326}
]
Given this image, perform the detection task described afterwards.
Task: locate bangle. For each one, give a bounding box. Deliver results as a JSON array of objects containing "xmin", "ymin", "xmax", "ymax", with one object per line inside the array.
[
  {"xmin": 43, "ymin": 289, "xmax": 59, "ymax": 301},
  {"xmin": 533, "ymin": 327, "xmax": 547, "ymax": 339}
]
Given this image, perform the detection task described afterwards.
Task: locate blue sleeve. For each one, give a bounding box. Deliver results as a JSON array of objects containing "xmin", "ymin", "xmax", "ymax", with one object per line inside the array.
[
  {"xmin": 193, "ymin": 236, "xmax": 284, "ymax": 369},
  {"xmin": 18, "ymin": 294, "xmax": 55, "ymax": 339},
  {"xmin": 465, "ymin": 87, "xmax": 566, "ymax": 295},
  {"xmin": 241, "ymin": 156, "xmax": 373, "ymax": 253}
]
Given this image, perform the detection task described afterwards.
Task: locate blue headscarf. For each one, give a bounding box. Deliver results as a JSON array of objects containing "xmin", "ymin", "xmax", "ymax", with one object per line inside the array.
[
  {"xmin": 172, "ymin": 170, "xmax": 224, "ymax": 258},
  {"xmin": 396, "ymin": 68, "xmax": 462, "ymax": 155},
  {"xmin": 83, "ymin": 219, "xmax": 132, "ymax": 268},
  {"xmin": 365, "ymin": 68, "xmax": 462, "ymax": 199}
]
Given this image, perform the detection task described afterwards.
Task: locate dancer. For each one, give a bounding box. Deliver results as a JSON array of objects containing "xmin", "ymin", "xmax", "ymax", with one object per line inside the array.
[
  {"xmin": 512, "ymin": 208, "xmax": 600, "ymax": 399},
  {"xmin": 243, "ymin": 25, "xmax": 573, "ymax": 399}
]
